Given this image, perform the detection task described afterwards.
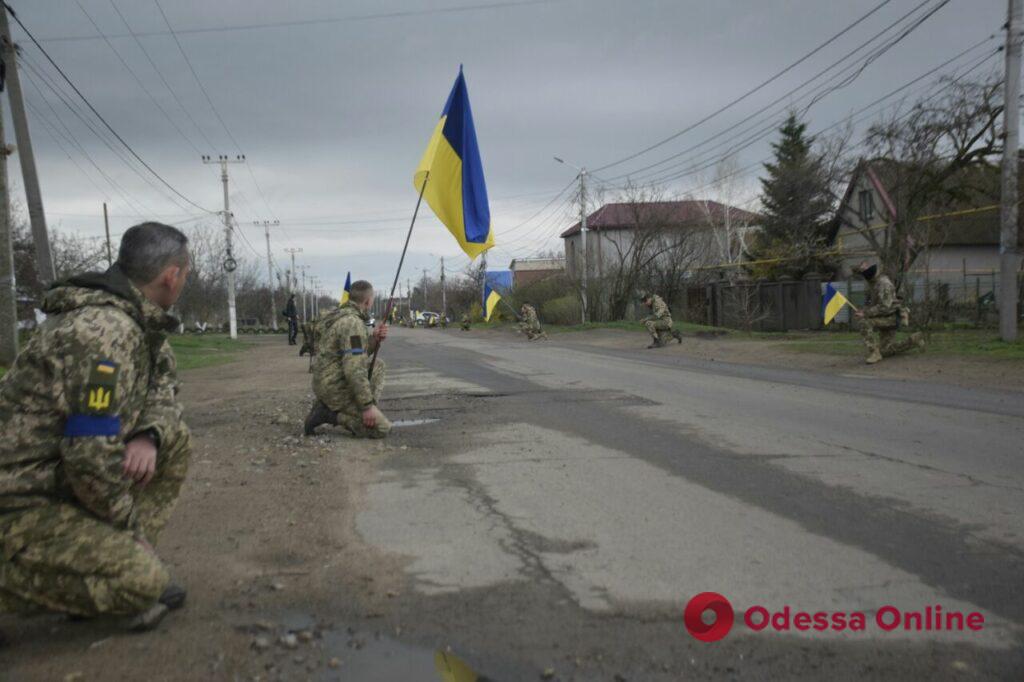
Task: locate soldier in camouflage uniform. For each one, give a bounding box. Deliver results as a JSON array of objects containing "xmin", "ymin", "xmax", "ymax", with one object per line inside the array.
[
  {"xmin": 640, "ymin": 292, "xmax": 683, "ymax": 349},
  {"xmin": 854, "ymin": 261, "xmax": 924, "ymax": 364},
  {"xmin": 518, "ymin": 303, "xmax": 547, "ymax": 341},
  {"xmin": 460, "ymin": 313, "xmax": 471, "ymax": 331},
  {"xmin": 0, "ymin": 223, "xmax": 192, "ymax": 633},
  {"xmin": 304, "ymin": 281, "xmax": 391, "ymax": 438}
]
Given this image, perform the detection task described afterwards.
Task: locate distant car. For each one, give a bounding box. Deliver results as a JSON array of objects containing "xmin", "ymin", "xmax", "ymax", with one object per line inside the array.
[{"xmin": 418, "ymin": 312, "xmax": 448, "ymax": 327}]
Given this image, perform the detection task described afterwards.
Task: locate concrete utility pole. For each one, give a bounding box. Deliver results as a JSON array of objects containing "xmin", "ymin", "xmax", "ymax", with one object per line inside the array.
[
  {"xmin": 0, "ymin": 6, "xmax": 54, "ymax": 285},
  {"xmin": 407, "ymin": 278, "xmax": 412, "ymax": 317},
  {"xmin": 309, "ymin": 276, "xmax": 321, "ymax": 318},
  {"xmin": 103, "ymin": 202, "xmax": 112, "ymax": 267},
  {"xmin": 422, "ymin": 268, "xmax": 429, "ymax": 309},
  {"xmin": 298, "ymin": 265, "xmax": 309, "ymax": 323},
  {"xmin": 202, "ymin": 154, "xmax": 245, "ymax": 339},
  {"xmin": 284, "ymin": 248, "xmax": 302, "ymax": 295},
  {"xmin": 1000, "ymin": 0, "xmax": 1023, "ymax": 342},
  {"xmin": 555, "ymin": 156, "xmax": 588, "ymax": 323},
  {"xmin": 440, "ymin": 256, "xmax": 447, "ymax": 317},
  {"xmin": 0, "ymin": 89, "xmax": 17, "ymax": 365},
  {"xmin": 256, "ymin": 220, "xmax": 279, "ymax": 330}
]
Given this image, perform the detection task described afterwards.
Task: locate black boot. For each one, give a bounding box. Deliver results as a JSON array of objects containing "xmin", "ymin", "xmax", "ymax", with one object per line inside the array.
[
  {"xmin": 159, "ymin": 583, "xmax": 187, "ymax": 610},
  {"xmin": 304, "ymin": 401, "xmax": 337, "ymax": 436},
  {"xmin": 672, "ymin": 329, "xmax": 683, "ymax": 344},
  {"xmin": 647, "ymin": 338, "xmax": 664, "ymax": 349}
]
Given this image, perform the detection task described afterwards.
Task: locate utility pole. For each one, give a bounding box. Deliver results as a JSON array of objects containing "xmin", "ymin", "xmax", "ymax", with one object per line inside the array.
[
  {"xmin": 1000, "ymin": 0, "xmax": 1022, "ymax": 342},
  {"xmin": 202, "ymin": 154, "xmax": 245, "ymax": 339},
  {"xmin": 578, "ymin": 167, "xmax": 588, "ymax": 324},
  {"xmin": 422, "ymin": 268, "xmax": 429, "ymax": 309},
  {"xmin": 284, "ymin": 248, "xmax": 302, "ymax": 295},
  {"xmin": 298, "ymin": 265, "xmax": 309, "ymax": 324},
  {"xmin": 102, "ymin": 202, "xmax": 112, "ymax": 267},
  {"xmin": 0, "ymin": 6, "xmax": 54, "ymax": 285},
  {"xmin": 256, "ymin": 220, "xmax": 279, "ymax": 330},
  {"xmin": 407, "ymin": 277, "xmax": 412, "ymax": 317},
  {"xmin": 309, "ymin": 276, "xmax": 321, "ymax": 318},
  {"xmin": 0, "ymin": 85, "xmax": 17, "ymax": 365},
  {"xmin": 554, "ymin": 156, "xmax": 588, "ymax": 323},
  {"xmin": 440, "ymin": 256, "xmax": 447, "ymax": 318}
]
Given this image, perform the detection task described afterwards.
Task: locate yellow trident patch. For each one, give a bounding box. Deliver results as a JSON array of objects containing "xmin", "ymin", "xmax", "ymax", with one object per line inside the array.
[
  {"xmin": 87, "ymin": 387, "xmax": 112, "ymax": 411},
  {"xmin": 84, "ymin": 359, "xmax": 119, "ymax": 415}
]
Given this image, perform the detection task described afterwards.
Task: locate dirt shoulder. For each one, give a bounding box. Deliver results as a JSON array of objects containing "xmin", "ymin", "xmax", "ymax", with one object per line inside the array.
[{"xmin": 0, "ymin": 337, "xmax": 414, "ymax": 681}]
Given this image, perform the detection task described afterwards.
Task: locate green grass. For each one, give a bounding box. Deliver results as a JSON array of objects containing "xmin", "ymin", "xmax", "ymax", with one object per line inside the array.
[
  {"xmin": 781, "ymin": 329, "xmax": 1024, "ymax": 361},
  {"xmin": 169, "ymin": 334, "xmax": 250, "ymax": 371}
]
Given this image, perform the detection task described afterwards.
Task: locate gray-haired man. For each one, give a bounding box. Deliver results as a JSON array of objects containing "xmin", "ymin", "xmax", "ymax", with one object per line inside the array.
[{"xmin": 0, "ymin": 222, "xmax": 193, "ymax": 634}]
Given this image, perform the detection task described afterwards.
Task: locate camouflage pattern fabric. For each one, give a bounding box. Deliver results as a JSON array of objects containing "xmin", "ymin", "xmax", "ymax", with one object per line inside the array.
[
  {"xmin": 518, "ymin": 304, "xmax": 545, "ymax": 340},
  {"xmin": 460, "ymin": 314, "xmax": 470, "ymax": 331},
  {"xmin": 312, "ymin": 303, "xmax": 390, "ymax": 438},
  {"xmin": 859, "ymin": 274, "xmax": 915, "ymax": 362},
  {"xmin": 642, "ymin": 294, "xmax": 674, "ymax": 342},
  {"xmin": 0, "ymin": 265, "xmax": 190, "ymax": 616}
]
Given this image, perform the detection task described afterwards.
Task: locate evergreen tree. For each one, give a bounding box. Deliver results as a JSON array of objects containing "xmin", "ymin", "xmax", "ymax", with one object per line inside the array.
[{"xmin": 750, "ymin": 113, "xmax": 836, "ymax": 279}]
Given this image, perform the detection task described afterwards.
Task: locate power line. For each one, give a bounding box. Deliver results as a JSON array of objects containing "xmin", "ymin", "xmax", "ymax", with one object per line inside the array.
[
  {"xmin": 106, "ymin": 0, "xmax": 217, "ymax": 151},
  {"xmin": 38, "ymin": 0, "xmax": 561, "ymax": 43},
  {"xmin": 589, "ymin": 0, "xmax": 899, "ymax": 173},
  {"xmin": 153, "ymin": 0, "xmax": 242, "ymax": 152},
  {"xmin": 73, "ymin": 0, "xmax": 205, "ymax": 156},
  {"xmin": 6, "ymin": 5, "xmax": 215, "ymax": 213},
  {"xmin": 601, "ymin": 0, "xmax": 952, "ymax": 185}
]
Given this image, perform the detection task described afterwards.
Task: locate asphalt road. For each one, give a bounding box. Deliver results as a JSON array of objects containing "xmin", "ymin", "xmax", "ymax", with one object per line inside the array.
[{"xmin": 355, "ymin": 327, "xmax": 1024, "ymax": 680}]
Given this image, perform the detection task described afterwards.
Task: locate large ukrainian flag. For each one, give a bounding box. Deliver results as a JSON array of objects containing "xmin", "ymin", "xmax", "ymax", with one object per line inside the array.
[{"xmin": 414, "ymin": 67, "xmax": 493, "ymax": 260}]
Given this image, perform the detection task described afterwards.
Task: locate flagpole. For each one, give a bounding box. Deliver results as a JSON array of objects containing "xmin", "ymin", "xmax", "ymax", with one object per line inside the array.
[{"xmin": 369, "ymin": 171, "xmax": 429, "ymax": 378}]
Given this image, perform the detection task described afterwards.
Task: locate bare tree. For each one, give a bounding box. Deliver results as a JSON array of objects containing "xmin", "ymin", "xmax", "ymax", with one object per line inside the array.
[{"xmin": 848, "ymin": 75, "xmax": 1003, "ymax": 290}]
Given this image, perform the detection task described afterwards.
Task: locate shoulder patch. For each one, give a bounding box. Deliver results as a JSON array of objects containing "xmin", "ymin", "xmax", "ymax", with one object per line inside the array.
[
  {"xmin": 84, "ymin": 359, "xmax": 119, "ymax": 415},
  {"xmin": 348, "ymin": 335, "xmax": 364, "ymax": 355}
]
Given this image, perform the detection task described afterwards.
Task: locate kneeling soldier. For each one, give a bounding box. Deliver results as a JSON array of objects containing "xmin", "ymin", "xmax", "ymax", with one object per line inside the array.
[
  {"xmin": 0, "ymin": 223, "xmax": 193, "ymax": 634},
  {"xmin": 640, "ymin": 292, "xmax": 683, "ymax": 348},
  {"xmin": 853, "ymin": 261, "xmax": 924, "ymax": 364},
  {"xmin": 304, "ymin": 280, "xmax": 391, "ymax": 438}
]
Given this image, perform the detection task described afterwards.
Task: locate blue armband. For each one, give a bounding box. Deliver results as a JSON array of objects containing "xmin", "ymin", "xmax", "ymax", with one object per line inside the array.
[{"xmin": 64, "ymin": 414, "xmax": 122, "ymax": 437}]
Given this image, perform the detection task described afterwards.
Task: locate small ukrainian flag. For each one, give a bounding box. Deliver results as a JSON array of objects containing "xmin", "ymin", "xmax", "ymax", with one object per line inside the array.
[
  {"xmin": 822, "ymin": 283, "xmax": 852, "ymax": 325},
  {"xmin": 340, "ymin": 272, "xmax": 351, "ymax": 305},
  {"xmin": 483, "ymin": 283, "xmax": 501, "ymax": 322},
  {"xmin": 414, "ymin": 66, "xmax": 493, "ymax": 260}
]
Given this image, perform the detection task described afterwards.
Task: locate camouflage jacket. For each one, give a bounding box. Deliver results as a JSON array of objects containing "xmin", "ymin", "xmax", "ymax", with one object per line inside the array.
[
  {"xmin": 863, "ymin": 275, "xmax": 900, "ymax": 319},
  {"xmin": 312, "ymin": 303, "xmax": 379, "ymax": 410},
  {"xmin": 643, "ymin": 295, "xmax": 672, "ymax": 323},
  {"xmin": 521, "ymin": 305, "xmax": 539, "ymax": 328},
  {"xmin": 0, "ymin": 266, "xmax": 183, "ymax": 529}
]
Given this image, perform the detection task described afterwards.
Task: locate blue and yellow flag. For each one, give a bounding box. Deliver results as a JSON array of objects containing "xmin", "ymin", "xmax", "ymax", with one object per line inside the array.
[
  {"xmin": 822, "ymin": 283, "xmax": 852, "ymax": 325},
  {"xmin": 414, "ymin": 67, "xmax": 493, "ymax": 260},
  {"xmin": 483, "ymin": 283, "xmax": 501, "ymax": 322},
  {"xmin": 340, "ymin": 272, "xmax": 351, "ymax": 305}
]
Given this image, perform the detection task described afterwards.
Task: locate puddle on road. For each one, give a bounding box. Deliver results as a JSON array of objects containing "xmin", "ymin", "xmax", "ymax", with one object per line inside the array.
[
  {"xmin": 277, "ymin": 614, "xmax": 491, "ymax": 681},
  {"xmin": 391, "ymin": 418, "xmax": 441, "ymax": 428}
]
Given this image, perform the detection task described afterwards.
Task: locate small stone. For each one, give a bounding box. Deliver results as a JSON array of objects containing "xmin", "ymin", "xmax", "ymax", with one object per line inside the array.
[
  {"xmin": 386, "ymin": 590, "xmax": 398, "ymax": 598},
  {"xmin": 541, "ymin": 668, "xmax": 556, "ymax": 679},
  {"xmin": 252, "ymin": 636, "xmax": 271, "ymax": 653},
  {"xmin": 254, "ymin": 620, "xmax": 275, "ymax": 632},
  {"xmin": 63, "ymin": 674, "xmax": 84, "ymax": 682},
  {"xmin": 270, "ymin": 581, "xmax": 285, "ymax": 591},
  {"xmin": 292, "ymin": 655, "xmax": 305, "ymax": 664},
  {"xmin": 298, "ymin": 630, "xmax": 314, "ymax": 643},
  {"xmin": 951, "ymin": 661, "xmax": 970, "ymax": 672},
  {"xmin": 328, "ymin": 657, "xmax": 341, "ymax": 669},
  {"xmin": 279, "ymin": 633, "xmax": 298, "ymax": 649}
]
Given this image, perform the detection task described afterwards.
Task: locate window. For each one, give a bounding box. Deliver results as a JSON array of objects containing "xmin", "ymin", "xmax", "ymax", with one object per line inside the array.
[{"xmin": 858, "ymin": 190, "xmax": 875, "ymax": 223}]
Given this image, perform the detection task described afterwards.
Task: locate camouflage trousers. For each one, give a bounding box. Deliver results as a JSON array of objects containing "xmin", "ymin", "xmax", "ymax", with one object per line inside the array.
[
  {"xmin": 859, "ymin": 317, "xmax": 917, "ymax": 359},
  {"xmin": 328, "ymin": 361, "xmax": 391, "ymax": 439},
  {"xmin": 0, "ymin": 424, "xmax": 191, "ymax": 617},
  {"xmin": 518, "ymin": 323, "xmax": 546, "ymax": 340},
  {"xmin": 644, "ymin": 318, "xmax": 673, "ymax": 342}
]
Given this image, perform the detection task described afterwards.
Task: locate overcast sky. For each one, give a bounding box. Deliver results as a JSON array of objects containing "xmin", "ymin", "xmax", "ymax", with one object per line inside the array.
[{"xmin": 6, "ymin": 0, "xmax": 1008, "ymax": 296}]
